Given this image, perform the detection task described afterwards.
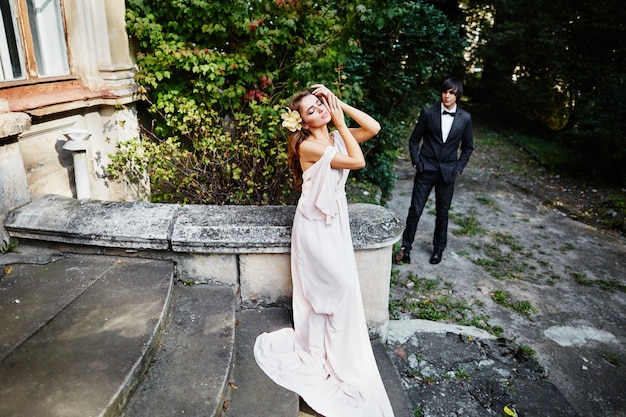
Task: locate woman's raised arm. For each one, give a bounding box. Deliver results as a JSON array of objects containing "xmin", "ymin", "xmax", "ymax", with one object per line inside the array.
[{"xmin": 311, "ymin": 84, "xmax": 381, "ymax": 143}]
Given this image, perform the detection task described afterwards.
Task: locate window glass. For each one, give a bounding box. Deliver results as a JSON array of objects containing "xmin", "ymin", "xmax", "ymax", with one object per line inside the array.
[
  {"xmin": 0, "ymin": 0, "xmax": 69, "ymax": 82},
  {"xmin": 0, "ymin": 1, "xmax": 25, "ymax": 81},
  {"xmin": 27, "ymin": 0, "xmax": 69, "ymax": 77}
]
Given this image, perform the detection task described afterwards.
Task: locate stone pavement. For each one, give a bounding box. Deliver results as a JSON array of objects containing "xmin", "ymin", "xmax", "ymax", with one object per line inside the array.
[
  {"xmin": 386, "ymin": 321, "xmax": 579, "ymax": 417},
  {"xmin": 384, "ymin": 150, "xmax": 626, "ymax": 417}
]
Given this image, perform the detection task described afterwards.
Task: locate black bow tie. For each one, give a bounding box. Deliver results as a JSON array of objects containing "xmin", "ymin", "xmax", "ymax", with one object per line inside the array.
[{"xmin": 442, "ymin": 110, "xmax": 455, "ymax": 116}]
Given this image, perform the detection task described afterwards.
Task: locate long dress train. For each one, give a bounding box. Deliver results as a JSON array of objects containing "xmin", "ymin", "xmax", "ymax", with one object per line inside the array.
[{"xmin": 254, "ymin": 131, "xmax": 395, "ymax": 417}]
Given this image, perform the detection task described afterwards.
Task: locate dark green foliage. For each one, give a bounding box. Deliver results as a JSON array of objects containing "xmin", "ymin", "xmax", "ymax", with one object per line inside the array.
[
  {"xmin": 117, "ymin": 0, "xmax": 349, "ymax": 204},
  {"xmin": 112, "ymin": 0, "xmax": 466, "ymax": 205},
  {"xmin": 465, "ymin": 0, "xmax": 626, "ymax": 185},
  {"xmin": 469, "ymin": 0, "xmax": 571, "ymax": 129},
  {"xmin": 556, "ymin": 0, "xmax": 626, "ymax": 185},
  {"xmin": 342, "ymin": 1, "xmax": 467, "ymax": 201},
  {"xmin": 563, "ymin": 74, "xmax": 626, "ymax": 186}
]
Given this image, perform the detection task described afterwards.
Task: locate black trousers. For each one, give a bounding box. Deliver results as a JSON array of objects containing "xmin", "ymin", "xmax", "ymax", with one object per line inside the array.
[{"xmin": 401, "ymin": 170, "xmax": 455, "ymax": 253}]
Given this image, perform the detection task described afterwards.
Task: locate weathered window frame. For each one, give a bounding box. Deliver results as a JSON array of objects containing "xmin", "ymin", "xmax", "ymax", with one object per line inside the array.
[{"xmin": 0, "ymin": 0, "xmax": 70, "ymax": 84}]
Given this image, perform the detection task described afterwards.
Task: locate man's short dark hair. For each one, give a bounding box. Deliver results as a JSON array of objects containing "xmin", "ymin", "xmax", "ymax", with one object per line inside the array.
[{"xmin": 441, "ymin": 78, "xmax": 463, "ymax": 99}]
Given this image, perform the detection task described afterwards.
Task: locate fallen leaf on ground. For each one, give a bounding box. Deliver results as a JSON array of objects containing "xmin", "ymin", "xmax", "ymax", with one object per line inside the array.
[
  {"xmin": 395, "ymin": 347, "xmax": 407, "ymax": 360},
  {"xmin": 504, "ymin": 405, "xmax": 517, "ymax": 416}
]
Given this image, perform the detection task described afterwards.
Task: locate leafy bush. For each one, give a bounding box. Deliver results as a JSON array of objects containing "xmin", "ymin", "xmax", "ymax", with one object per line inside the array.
[{"xmin": 110, "ymin": 0, "xmax": 466, "ymax": 205}]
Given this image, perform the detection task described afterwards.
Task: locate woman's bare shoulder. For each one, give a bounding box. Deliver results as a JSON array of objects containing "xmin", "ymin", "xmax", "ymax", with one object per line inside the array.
[{"xmin": 299, "ymin": 139, "xmax": 328, "ymax": 157}]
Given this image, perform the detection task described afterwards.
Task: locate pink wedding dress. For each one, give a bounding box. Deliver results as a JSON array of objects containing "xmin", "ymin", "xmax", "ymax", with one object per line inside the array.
[{"xmin": 254, "ymin": 131, "xmax": 395, "ymax": 417}]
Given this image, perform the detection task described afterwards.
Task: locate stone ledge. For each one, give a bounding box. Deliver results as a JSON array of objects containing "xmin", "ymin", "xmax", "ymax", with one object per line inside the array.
[
  {"xmin": 172, "ymin": 205, "xmax": 295, "ymax": 253},
  {"xmin": 5, "ymin": 194, "xmax": 403, "ymax": 253},
  {"xmin": 0, "ymin": 110, "xmax": 31, "ymax": 139},
  {"xmin": 4, "ymin": 195, "xmax": 177, "ymax": 250}
]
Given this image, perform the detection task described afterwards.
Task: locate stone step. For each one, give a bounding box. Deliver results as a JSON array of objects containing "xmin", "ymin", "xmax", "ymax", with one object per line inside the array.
[
  {"xmin": 0, "ymin": 254, "xmax": 174, "ymax": 417},
  {"xmin": 224, "ymin": 308, "xmax": 300, "ymax": 417},
  {"xmin": 373, "ymin": 338, "xmax": 415, "ymax": 417},
  {"xmin": 122, "ymin": 300, "xmax": 299, "ymax": 417},
  {"xmin": 0, "ymin": 248, "xmax": 413, "ymax": 417},
  {"xmin": 121, "ymin": 284, "xmax": 238, "ymax": 417},
  {"xmin": 225, "ymin": 307, "xmax": 414, "ymax": 417}
]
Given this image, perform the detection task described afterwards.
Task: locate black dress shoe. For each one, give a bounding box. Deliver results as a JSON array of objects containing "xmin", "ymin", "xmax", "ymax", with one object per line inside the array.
[{"xmin": 429, "ymin": 249, "xmax": 443, "ymax": 264}]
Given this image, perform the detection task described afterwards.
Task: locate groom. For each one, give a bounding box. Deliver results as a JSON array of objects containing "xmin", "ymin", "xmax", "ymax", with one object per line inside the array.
[{"xmin": 397, "ymin": 78, "xmax": 474, "ymax": 265}]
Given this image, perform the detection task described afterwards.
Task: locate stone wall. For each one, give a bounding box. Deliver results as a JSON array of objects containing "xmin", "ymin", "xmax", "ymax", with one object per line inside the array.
[
  {"xmin": 4, "ymin": 194, "xmax": 403, "ymax": 340},
  {"xmin": 0, "ymin": 100, "xmax": 31, "ymax": 243}
]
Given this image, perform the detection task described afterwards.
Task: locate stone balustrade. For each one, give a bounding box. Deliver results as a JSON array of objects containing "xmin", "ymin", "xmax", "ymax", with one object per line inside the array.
[{"xmin": 4, "ymin": 194, "xmax": 403, "ymax": 339}]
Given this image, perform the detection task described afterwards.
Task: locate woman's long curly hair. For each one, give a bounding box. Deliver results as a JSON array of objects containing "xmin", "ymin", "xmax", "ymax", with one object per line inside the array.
[{"xmin": 286, "ymin": 90, "xmax": 313, "ymax": 190}]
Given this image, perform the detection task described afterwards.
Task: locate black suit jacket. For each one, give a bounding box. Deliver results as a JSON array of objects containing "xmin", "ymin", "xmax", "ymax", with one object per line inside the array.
[{"xmin": 408, "ymin": 103, "xmax": 474, "ymax": 184}]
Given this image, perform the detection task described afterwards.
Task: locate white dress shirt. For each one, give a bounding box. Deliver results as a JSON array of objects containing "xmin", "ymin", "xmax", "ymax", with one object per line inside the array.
[{"xmin": 441, "ymin": 104, "xmax": 457, "ymax": 143}]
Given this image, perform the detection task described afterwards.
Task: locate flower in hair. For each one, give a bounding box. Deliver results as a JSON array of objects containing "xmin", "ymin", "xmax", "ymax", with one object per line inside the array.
[{"xmin": 281, "ymin": 107, "xmax": 302, "ymax": 132}]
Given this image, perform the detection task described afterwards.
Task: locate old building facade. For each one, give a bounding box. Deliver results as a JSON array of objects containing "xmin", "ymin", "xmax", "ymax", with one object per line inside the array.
[{"xmin": 1, "ymin": 0, "xmax": 146, "ymax": 241}]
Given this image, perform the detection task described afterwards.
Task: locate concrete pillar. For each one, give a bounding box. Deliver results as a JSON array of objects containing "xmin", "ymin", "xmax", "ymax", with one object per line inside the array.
[{"xmin": 0, "ymin": 100, "xmax": 31, "ymax": 241}]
